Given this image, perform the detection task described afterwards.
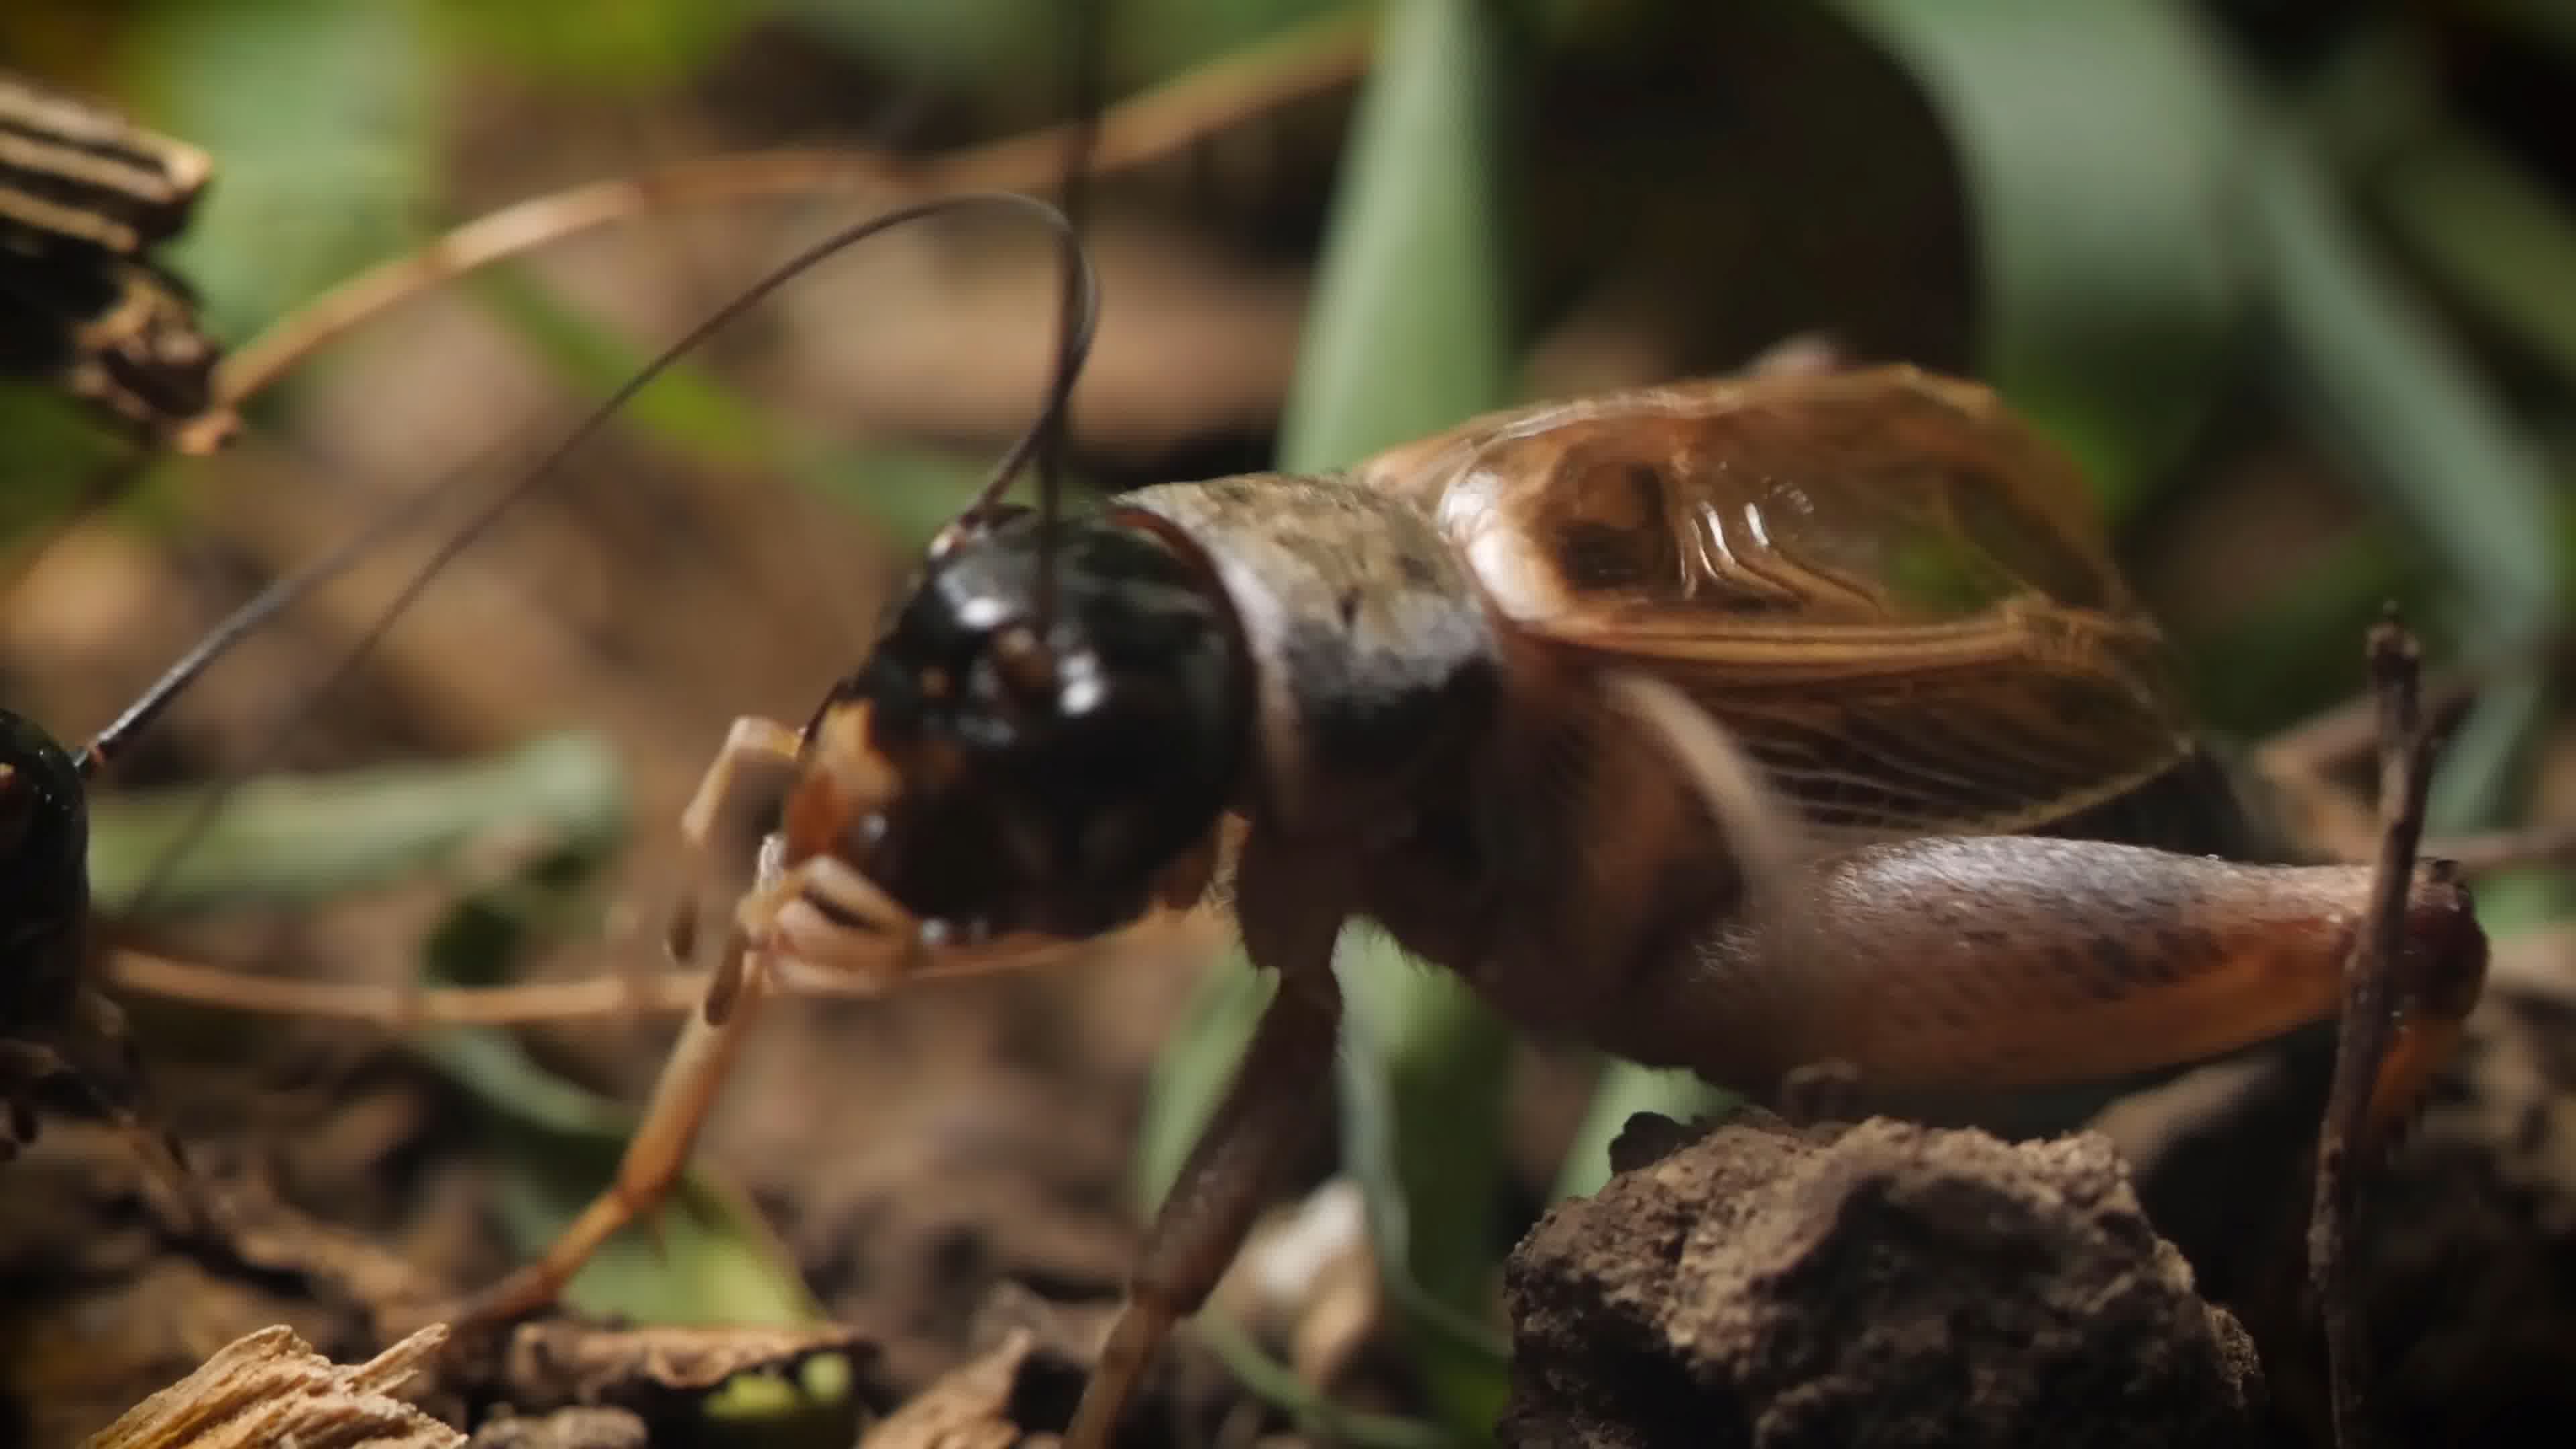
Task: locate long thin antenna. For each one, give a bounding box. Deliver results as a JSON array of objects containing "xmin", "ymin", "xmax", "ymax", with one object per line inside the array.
[
  {"xmin": 1032, "ymin": 0, "xmax": 1110, "ymax": 632},
  {"xmin": 72, "ymin": 445, "xmax": 469, "ymax": 779},
  {"xmin": 118, "ymin": 190, "xmax": 1102, "ymax": 913}
]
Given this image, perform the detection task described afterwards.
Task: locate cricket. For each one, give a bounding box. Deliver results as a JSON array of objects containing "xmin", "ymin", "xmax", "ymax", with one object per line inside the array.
[{"xmin": 5, "ymin": 7, "xmax": 2564, "ymax": 1448}]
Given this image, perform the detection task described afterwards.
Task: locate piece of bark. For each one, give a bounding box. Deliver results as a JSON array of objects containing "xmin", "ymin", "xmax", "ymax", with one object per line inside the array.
[{"xmin": 88, "ymin": 1323, "xmax": 460, "ymax": 1449}]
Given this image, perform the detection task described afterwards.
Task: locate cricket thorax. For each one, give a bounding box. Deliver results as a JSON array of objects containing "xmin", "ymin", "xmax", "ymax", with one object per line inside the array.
[
  {"xmin": 825, "ymin": 511, "xmax": 1248, "ymax": 941},
  {"xmin": 1116, "ymin": 474, "xmax": 1505, "ymax": 837}
]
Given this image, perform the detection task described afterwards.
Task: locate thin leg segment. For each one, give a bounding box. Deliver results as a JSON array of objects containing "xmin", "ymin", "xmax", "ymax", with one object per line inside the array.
[
  {"xmin": 450, "ymin": 716, "xmax": 805, "ymax": 1329},
  {"xmin": 449, "ymin": 944, "xmax": 773, "ymax": 1327},
  {"xmin": 1063, "ymin": 837, "xmax": 1348, "ymax": 1449}
]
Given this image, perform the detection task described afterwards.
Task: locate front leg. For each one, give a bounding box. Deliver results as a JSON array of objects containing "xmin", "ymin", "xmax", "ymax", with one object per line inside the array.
[
  {"xmin": 1063, "ymin": 831, "xmax": 1348, "ymax": 1449},
  {"xmin": 669, "ymin": 715, "xmax": 808, "ymax": 990},
  {"xmin": 451, "ymin": 716, "xmax": 808, "ymax": 1327}
]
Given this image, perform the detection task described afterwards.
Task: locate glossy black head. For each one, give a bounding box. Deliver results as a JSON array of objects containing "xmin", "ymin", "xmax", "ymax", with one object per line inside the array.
[
  {"xmin": 0, "ymin": 708, "xmax": 94, "ymax": 1022},
  {"xmin": 843, "ymin": 510, "xmax": 1244, "ymax": 940}
]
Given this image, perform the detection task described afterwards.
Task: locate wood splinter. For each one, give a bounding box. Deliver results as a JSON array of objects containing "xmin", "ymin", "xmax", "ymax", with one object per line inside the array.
[{"xmin": 89, "ymin": 1323, "xmax": 461, "ymax": 1449}]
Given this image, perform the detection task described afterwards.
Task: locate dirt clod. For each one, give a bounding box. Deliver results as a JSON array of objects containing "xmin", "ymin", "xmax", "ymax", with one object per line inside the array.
[{"xmin": 1502, "ymin": 1111, "xmax": 2267, "ymax": 1449}]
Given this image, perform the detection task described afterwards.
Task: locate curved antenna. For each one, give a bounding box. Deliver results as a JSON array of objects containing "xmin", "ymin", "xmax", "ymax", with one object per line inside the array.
[
  {"xmin": 1030, "ymin": 0, "xmax": 1108, "ymax": 633},
  {"xmin": 115, "ymin": 189, "xmax": 1102, "ymax": 914},
  {"xmin": 72, "ymin": 441, "xmax": 472, "ymax": 780}
]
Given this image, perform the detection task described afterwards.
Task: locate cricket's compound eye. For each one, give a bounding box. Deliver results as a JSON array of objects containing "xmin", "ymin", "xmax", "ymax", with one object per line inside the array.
[{"xmin": 845, "ymin": 511, "xmax": 1244, "ymax": 940}]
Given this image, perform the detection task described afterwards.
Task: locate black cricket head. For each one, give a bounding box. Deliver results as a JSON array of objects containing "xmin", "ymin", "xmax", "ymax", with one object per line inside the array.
[{"xmin": 832, "ymin": 508, "xmax": 1244, "ymax": 941}]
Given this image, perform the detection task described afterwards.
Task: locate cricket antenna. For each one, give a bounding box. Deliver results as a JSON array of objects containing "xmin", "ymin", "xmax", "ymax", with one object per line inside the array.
[
  {"xmin": 115, "ymin": 190, "xmax": 1102, "ymax": 912},
  {"xmin": 71, "ymin": 446, "xmax": 466, "ymax": 781},
  {"xmin": 1035, "ymin": 0, "xmax": 1108, "ymax": 634},
  {"xmin": 943, "ymin": 0, "xmax": 1107, "ymax": 641}
]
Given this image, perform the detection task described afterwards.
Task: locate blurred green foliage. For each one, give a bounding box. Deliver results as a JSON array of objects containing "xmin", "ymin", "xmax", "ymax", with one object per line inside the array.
[
  {"xmin": 90, "ymin": 731, "xmax": 624, "ymax": 913},
  {"xmin": 1835, "ymin": 0, "xmax": 2250, "ymax": 510}
]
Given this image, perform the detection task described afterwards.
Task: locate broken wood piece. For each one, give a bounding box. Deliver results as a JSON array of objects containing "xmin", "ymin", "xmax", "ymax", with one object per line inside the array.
[{"xmin": 87, "ymin": 1322, "xmax": 460, "ymax": 1449}]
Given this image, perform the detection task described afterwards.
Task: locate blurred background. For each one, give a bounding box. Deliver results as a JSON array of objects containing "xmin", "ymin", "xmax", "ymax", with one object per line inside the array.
[{"xmin": 3, "ymin": 1, "xmax": 2573, "ymax": 1446}]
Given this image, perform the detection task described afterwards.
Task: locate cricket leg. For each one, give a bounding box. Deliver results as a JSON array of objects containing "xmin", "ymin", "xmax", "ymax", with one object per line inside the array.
[
  {"xmin": 1063, "ymin": 836, "xmax": 1347, "ymax": 1449},
  {"xmin": 448, "ymin": 938, "xmax": 774, "ymax": 1328},
  {"xmin": 669, "ymin": 716, "xmax": 810, "ymax": 969},
  {"xmin": 1674, "ymin": 837, "xmax": 2486, "ymax": 1142},
  {"xmin": 1, "ymin": 997, "xmax": 207, "ymax": 1230},
  {"xmin": 1605, "ymin": 661, "xmax": 2485, "ymax": 1134},
  {"xmin": 448, "ymin": 717, "xmax": 808, "ymax": 1330}
]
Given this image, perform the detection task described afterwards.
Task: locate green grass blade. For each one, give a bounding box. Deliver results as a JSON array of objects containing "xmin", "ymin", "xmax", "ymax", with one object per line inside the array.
[
  {"xmin": 2376, "ymin": 127, "xmax": 2576, "ymax": 392},
  {"xmin": 138, "ymin": 0, "xmax": 439, "ymax": 344},
  {"xmin": 1827, "ymin": 0, "xmax": 2251, "ymax": 511},
  {"xmin": 2247, "ymin": 125, "xmax": 2564, "ymax": 830},
  {"xmin": 1274, "ymin": 1, "xmax": 1511, "ymax": 468},
  {"xmin": 90, "ymin": 733, "xmax": 626, "ymax": 915}
]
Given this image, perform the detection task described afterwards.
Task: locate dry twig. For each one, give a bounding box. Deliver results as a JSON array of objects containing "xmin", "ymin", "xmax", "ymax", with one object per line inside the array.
[
  {"xmin": 109, "ymin": 949, "xmax": 714, "ymax": 1027},
  {"xmin": 2306, "ymin": 616, "xmax": 2437, "ymax": 1449}
]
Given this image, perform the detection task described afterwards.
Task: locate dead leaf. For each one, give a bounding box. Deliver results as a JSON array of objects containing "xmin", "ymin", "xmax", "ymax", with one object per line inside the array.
[
  {"xmin": 859, "ymin": 1328, "xmax": 1036, "ymax": 1449},
  {"xmin": 464, "ymin": 1406, "xmax": 647, "ymax": 1449},
  {"xmin": 497, "ymin": 1318, "xmax": 873, "ymax": 1414}
]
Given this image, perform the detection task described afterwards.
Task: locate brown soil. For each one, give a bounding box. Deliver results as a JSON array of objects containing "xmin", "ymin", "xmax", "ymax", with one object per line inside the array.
[{"xmin": 1501, "ymin": 1111, "xmax": 2269, "ymax": 1449}]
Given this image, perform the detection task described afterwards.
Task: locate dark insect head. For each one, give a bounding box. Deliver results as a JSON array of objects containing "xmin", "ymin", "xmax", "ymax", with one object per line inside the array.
[
  {"xmin": 834, "ymin": 507, "xmax": 1244, "ymax": 942},
  {"xmin": 0, "ymin": 708, "xmax": 93, "ymax": 1024}
]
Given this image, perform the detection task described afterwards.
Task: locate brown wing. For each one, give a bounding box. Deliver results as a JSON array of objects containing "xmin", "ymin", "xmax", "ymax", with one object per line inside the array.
[{"xmin": 1351, "ymin": 366, "xmax": 2195, "ymax": 845}]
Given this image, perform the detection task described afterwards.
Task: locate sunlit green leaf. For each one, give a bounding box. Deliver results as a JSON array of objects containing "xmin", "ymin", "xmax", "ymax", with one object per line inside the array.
[
  {"xmin": 135, "ymin": 0, "xmax": 439, "ymax": 342},
  {"xmin": 1273, "ymin": 3, "xmax": 1507, "ymax": 467}
]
